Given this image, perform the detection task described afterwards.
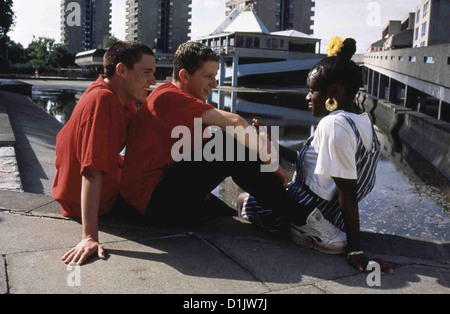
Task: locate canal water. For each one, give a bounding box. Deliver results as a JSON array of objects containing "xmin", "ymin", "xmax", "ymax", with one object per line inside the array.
[{"xmin": 31, "ymin": 86, "xmax": 450, "ymax": 242}]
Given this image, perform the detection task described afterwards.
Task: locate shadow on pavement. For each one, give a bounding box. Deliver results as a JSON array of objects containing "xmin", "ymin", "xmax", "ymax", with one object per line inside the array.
[{"xmin": 94, "ymin": 197, "xmax": 450, "ymax": 291}]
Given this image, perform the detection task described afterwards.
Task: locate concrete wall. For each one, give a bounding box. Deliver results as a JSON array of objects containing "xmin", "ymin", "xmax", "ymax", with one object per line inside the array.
[
  {"xmin": 357, "ymin": 91, "xmax": 450, "ymax": 180},
  {"xmin": 428, "ymin": 0, "xmax": 450, "ymax": 46},
  {"xmin": 399, "ymin": 111, "xmax": 450, "ymax": 180},
  {"xmin": 364, "ymin": 44, "xmax": 450, "ymax": 89}
]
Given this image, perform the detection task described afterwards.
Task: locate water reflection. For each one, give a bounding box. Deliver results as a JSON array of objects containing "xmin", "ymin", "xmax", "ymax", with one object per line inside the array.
[
  {"xmin": 32, "ymin": 89, "xmax": 81, "ymax": 125},
  {"xmin": 208, "ymin": 90, "xmax": 321, "ymax": 151}
]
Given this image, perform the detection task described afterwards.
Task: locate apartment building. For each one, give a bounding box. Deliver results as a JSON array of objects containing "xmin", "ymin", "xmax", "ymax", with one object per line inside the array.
[
  {"xmin": 225, "ymin": 0, "xmax": 315, "ymax": 35},
  {"xmin": 60, "ymin": 0, "xmax": 112, "ymax": 54},
  {"xmin": 126, "ymin": 0, "xmax": 192, "ymax": 53},
  {"xmin": 413, "ymin": 0, "xmax": 450, "ymax": 48}
]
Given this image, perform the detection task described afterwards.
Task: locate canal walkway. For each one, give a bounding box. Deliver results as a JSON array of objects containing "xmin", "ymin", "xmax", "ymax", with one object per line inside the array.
[{"xmin": 0, "ymin": 83, "xmax": 449, "ymax": 294}]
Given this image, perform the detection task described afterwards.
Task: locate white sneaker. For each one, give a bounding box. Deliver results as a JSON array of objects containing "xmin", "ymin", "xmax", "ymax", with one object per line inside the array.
[{"xmin": 290, "ymin": 209, "xmax": 347, "ymax": 255}]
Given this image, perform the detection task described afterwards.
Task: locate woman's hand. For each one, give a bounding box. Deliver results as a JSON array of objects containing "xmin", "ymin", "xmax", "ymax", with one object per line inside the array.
[
  {"xmin": 253, "ymin": 118, "xmax": 272, "ymax": 141},
  {"xmin": 347, "ymin": 254, "xmax": 394, "ymax": 275},
  {"xmin": 62, "ymin": 237, "xmax": 106, "ymax": 266},
  {"xmin": 274, "ymin": 165, "xmax": 289, "ymax": 188}
]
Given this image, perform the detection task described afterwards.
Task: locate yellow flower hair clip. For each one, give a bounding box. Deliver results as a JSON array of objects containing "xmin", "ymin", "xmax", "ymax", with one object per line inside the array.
[{"xmin": 327, "ymin": 36, "xmax": 344, "ymax": 57}]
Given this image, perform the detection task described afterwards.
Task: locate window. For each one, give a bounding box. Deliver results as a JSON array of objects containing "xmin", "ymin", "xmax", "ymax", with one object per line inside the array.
[
  {"xmin": 267, "ymin": 38, "xmax": 279, "ymax": 49},
  {"xmin": 421, "ymin": 21, "xmax": 427, "ymax": 37},
  {"xmin": 254, "ymin": 37, "xmax": 260, "ymax": 49},
  {"xmin": 409, "ymin": 56, "xmax": 416, "ymax": 62},
  {"xmin": 420, "ymin": 41, "xmax": 426, "ymax": 47},
  {"xmin": 423, "ymin": 2, "xmax": 429, "ymax": 17},
  {"xmin": 424, "ymin": 56, "xmax": 434, "ymax": 64},
  {"xmin": 417, "ymin": 9, "xmax": 421, "ymax": 23},
  {"xmin": 415, "ymin": 28, "xmax": 419, "ymax": 40},
  {"xmin": 236, "ymin": 36, "xmax": 243, "ymax": 47},
  {"xmin": 244, "ymin": 36, "xmax": 253, "ymax": 48}
]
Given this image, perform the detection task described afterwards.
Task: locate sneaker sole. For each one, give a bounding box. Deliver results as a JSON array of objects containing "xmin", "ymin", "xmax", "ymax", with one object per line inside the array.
[{"xmin": 291, "ymin": 234, "xmax": 347, "ymax": 255}]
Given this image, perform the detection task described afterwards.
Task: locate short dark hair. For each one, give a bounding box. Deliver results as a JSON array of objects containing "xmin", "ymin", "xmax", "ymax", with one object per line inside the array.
[
  {"xmin": 308, "ymin": 39, "xmax": 362, "ymax": 102},
  {"xmin": 103, "ymin": 41, "xmax": 154, "ymax": 78},
  {"xmin": 173, "ymin": 42, "xmax": 220, "ymax": 81}
]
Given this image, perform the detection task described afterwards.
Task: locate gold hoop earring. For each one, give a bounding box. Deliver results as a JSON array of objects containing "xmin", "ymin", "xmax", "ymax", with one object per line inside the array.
[{"xmin": 326, "ymin": 98, "xmax": 339, "ymax": 112}]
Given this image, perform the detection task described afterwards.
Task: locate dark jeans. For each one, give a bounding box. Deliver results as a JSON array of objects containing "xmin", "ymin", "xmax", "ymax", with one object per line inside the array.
[{"xmin": 145, "ymin": 132, "xmax": 305, "ymax": 227}]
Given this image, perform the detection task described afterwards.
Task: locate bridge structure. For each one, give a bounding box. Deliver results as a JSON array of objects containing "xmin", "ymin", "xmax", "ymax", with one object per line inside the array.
[
  {"xmin": 216, "ymin": 51, "xmax": 323, "ymax": 88},
  {"xmin": 362, "ymin": 43, "xmax": 449, "ymax": 121}
]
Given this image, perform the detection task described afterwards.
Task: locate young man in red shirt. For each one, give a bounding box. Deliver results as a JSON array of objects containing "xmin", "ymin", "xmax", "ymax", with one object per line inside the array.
[
  {"xmin": 53, "ymin": 41, "xmax": 156, "ymax": 265},
  {"xmin": 121, "ymin": 42, "xmax": 305, "ymax": 227}
]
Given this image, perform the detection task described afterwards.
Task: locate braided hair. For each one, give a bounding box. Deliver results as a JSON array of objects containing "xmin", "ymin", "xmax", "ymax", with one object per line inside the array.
[{"xmin": 308, "ymin": 38, "xmax": 362, "ymax": 112}]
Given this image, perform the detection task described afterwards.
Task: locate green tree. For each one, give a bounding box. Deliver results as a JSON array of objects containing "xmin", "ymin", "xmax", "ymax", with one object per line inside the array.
[
  {"xmin": 48, "ymin": 43, "xmax": 76, "ymax": 68},
  {"xmin": 103, "ymin": 34, "xmax": 119, "ymax": 49},
  {"xmin": 26, "ymin": 36, "xmax": 55, "ymax": 70},
  {"xmin": 0, "ymin": 0, "xmax": 15, "ymax": 40},
  {"xmin": 7, "ymin": 40, "xmax": 26, "ymax": 63},
  {"xmin": 0, "ymin": 0, "xmax": 16, "ymax": 71}
]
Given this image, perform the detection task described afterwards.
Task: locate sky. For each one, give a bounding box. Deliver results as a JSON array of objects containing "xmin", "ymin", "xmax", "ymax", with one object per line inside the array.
[{"xmin": 9, "ymin": 0, "xmax": 422, "ymax": 53}]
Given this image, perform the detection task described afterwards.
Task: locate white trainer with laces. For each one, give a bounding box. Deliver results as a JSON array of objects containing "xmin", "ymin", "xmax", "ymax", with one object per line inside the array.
[{"xmin": 291, "ymin": 209, "xmax": 347, "ymax": 255}]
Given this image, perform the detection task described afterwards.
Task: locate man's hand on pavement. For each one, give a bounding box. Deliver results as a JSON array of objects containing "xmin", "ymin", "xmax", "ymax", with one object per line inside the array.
[{"xmin": 62, "ymin": 237, "xmax": 106, "ymax": 266}]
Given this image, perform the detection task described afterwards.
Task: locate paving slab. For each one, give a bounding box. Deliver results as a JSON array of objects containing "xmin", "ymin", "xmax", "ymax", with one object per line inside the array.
[
  {"xmin": 202, "ymin": 235, "xmax": 357, "ymax": 291},
  {"xmin": 193, "ymin": 216, "xmax": 285, "ymax": 243},
  {"xmin": 360, "ymin": 232, "xmax": 450, "ymax": 266},
  {"xmin": 268, "ymin": 285, "xmax": 325, "ymax": 294},
  {"xmin": 27, "ymin": 200, "xmax": 63, "ymax": 218},
  {"xmin": 0, "ymin": 91, "xmax": 62, "ymax": 195},
  {"xmin": 0, "ymin": 255, "xmax": 7, "ymax": 294},
  {"xmin": 0, "ymin": 106, "xmax": 15, "ymax": 146},
  {"xmin": 0, "ymin": 190, "xmax": 54, "ymax": 213},
  {"xmin": 0, "ymin": 147, "xmax": 22, "ymax": 192},
  {"xmin": 0, "ymin": 212, "xmax": 161, "ymax": 255},
  {"xmin": 6, "ymin": 236, "xmax": 269, "ymax": 294},
  {"xmin": 315, "ymin": 265, "xmax": 450, "ymax": 294}
]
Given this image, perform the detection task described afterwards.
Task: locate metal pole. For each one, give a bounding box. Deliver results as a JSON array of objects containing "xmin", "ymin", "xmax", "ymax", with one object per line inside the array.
[
  {"xmin": 232, "ymin": 55, "xmax": 238, "ymax": 88},
  {"xmin": 438, "ymin": 100, "xmax": 442, "ymax": 120},
  {"xmin": 403, "ymin": 85, "xmax": 408, "ymax": 107},
  {"xmin": 218, "ymin": 58, "xmax": 225, "ymax": 87}
]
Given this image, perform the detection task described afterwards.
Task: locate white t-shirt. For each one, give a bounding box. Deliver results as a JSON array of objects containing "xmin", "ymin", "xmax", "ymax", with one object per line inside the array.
[{"xmin": 302, "ymin": 110, "xmax": 374, "ymax": 201}]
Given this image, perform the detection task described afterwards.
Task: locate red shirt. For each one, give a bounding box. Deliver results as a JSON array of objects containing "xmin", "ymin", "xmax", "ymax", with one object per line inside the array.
[
  {"xmin": 52, "ymin": 76, "xmax": 137, "ymax": 218},
  {"xmin": 120, "ymin": 83, "xmax": 215, "ymax": 214}
]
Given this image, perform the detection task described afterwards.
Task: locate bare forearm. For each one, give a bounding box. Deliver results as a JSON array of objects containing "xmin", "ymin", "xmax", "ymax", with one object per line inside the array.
[
  {"xmin": 202, "ymin": 110, "xmax": 277, "ymax": 162},
  {"xmin": 334, "ymin": 178, "xmax": 360, "ymax": 252},
  {"xmin": 340, "ymin": 199, "xmax": 361, "ymax": 252},
  {"xmin": 81, "ymin": 169, "xmax": 103, "ymax": 241}
]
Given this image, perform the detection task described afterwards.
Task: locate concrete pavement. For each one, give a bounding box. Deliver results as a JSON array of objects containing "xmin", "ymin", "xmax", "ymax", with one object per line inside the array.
[
  {"xmin": 0, "ymin": 192, "xmax": 449, "ymax": 294},
  {"xmin": 0, "ymin": 87, "xmax": 449, "ymax": 295}
]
